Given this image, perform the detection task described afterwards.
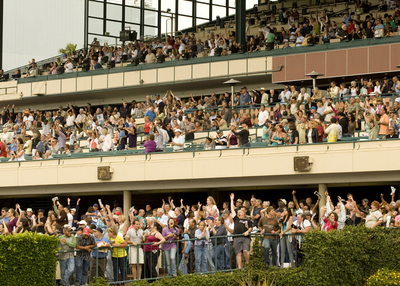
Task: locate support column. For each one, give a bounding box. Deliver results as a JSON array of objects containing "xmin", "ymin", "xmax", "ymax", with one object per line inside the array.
[
  {"xmin": 235, "ymin": 0, "xmax": 247, "ymax": 53},
  {"xmin": 123, "ymin": 190, "xmax": 131, "ymax": 217},
  {"xmin": 318, "ymin": 184, "xmax": 327, "ymax": 221}
]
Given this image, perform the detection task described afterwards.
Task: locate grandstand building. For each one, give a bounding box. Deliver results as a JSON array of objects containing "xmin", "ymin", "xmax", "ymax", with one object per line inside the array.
[{"xmin": 0, "ymin": 0, "xmax": 400, "ymax": 216}]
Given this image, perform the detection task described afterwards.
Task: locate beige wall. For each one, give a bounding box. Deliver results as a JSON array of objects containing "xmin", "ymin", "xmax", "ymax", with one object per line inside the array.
[{"xmin": 1, "ymin": 140, "xmax": 400, "ymax": 197}]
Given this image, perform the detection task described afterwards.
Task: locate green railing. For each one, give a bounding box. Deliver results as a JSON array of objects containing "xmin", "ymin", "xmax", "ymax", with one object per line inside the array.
[{"xmin": 56, "ymin": 232, "xmax": 302, "ymax": 285}]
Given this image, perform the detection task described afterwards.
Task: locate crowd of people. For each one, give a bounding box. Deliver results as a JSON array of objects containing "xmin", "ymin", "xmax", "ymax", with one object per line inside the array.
[
  {"xmin": 0, "ymin": 188, "xmax": 399, "ymax": 285},
  {"xmin": 0, "ymin": 73, "xmax": 399, "ymax": 160}
]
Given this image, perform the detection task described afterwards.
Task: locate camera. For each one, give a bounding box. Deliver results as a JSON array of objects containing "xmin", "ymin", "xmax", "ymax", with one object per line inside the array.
[
  {"xmin": 291, "ymin": 224, "xmax": 298, "ymax": 229},
  {"xmin": 201, "ymin": 241, "xmax": 205, "ymax": 247}
]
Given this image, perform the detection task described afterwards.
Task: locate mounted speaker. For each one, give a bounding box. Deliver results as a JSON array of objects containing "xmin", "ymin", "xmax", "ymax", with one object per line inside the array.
[
  {"xmin": 294, "ymin": 156, "xmax": 312, "ymax": 172},
  {"xmin": 98, "ymin": 166, "xmax": 113, "ymax": 180}
]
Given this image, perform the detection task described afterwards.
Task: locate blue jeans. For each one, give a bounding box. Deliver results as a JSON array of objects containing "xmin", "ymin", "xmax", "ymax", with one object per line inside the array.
[
  {"xmin": 195, "ymin": 244, "xmax": 208, "ymax": 273},
  {"xmin": 263, "ymin": 238, "xmax": 278, "ymax": 266},
  {"xmin": 164, "ymin": 247, "xmax": 177, "ymax": 276},
  {"xmin": 207, "ymin": 242, "xmax": 215, "ymax": 272},
  {"xmin": 112, "ymin": 256, "xmax": 127, "ymax": 282},
  {"xmin": 76, "ymin": 257, "xmax": 90, "ymax": 285},
  {"xmin": 212, "ymin": 244, "xmax": 225, "ymax": 271},
  {"xmin": 59, "ymin": 258, "xmax": 74, "ymax": 286}
]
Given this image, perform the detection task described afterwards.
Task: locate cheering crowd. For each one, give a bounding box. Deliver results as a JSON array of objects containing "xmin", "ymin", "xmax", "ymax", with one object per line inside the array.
[
  {"xmin": 0, "ymin": 74, "xmax": 400, "ymax": 160},
  {"xmin": 0, "ymin": 188, "xmax": 399, "ymax": 285}
]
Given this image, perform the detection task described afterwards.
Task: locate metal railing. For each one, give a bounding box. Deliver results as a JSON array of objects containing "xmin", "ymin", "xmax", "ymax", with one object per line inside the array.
[{"xmin": 55, "ymin": 232, "xmax": 303, "ymax": 285}]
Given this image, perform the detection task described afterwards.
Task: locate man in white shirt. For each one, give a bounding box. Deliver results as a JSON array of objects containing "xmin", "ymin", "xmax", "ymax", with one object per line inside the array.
[
  {"xmin": 279, "ymin": 86, "xmax": 291, "ymax": 106},
  {"xmin": 156, "ymin": 208, "xmax": 169, "ymax": 228},
  {"xmin": 154, "ymin": 94, "xmax": 162, "ymax": 105},
  {"xmin": 1, "ymin": 128, "xmax": 13, "ymax": 144},
  {"xmin": 222, "ymin": 210, "xmax": 236, "ymax": 269},
  {"xmin": 295, "ymin": 32, "xmax": 305, "ymax": 46},
  {"xmin": 327, "ymin": 81, "xmax": 339, "ymax": 98},
  {"xmin": 171, "ymin": 130, "xmax": 185, "ymax": 151},
  {"xmin": 258, "ymin": 105, "xmax": 269, "ymax": 126},
  {"xmin": 23, "ymin": 112, "xmax": 34, "ymax": 130},
  {"xmin": 260, "ymin": 88, "xmax": 270, "ymax": 105},
  {"xmin": 64, "ymin": 58, "xmax": 74, "ymax": 73}
]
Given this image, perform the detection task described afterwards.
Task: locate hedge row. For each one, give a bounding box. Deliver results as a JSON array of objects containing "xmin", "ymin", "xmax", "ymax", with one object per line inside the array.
[
  {"xmin": 125, "ymin": 226, "xmax": 400, "ymax": 286},
  {"xmin": 0, "ymin": 232, "xmax": 59, "ymax": 285}
]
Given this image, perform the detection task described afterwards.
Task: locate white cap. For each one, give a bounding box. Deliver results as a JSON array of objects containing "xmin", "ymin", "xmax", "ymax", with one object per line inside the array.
[
  {"xmin": 26, "ymin": 208, "xmax": 33, "ymax": 212},
  {"xmin": 175, "ymin": 129, "xmax": 182, "ymax": 133},
  {"xmin": 71, "ymin": 208, "xmax": 76, "ymax": 212},
  {"xmin": 78, "ymin": 220, "xmax": 87, "ymax": 225}
]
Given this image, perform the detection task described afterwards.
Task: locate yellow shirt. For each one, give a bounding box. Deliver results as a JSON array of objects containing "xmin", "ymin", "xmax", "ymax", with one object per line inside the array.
[{"xmin": 110, "ymin": 235, "xmax": 127, "ymax": 258}]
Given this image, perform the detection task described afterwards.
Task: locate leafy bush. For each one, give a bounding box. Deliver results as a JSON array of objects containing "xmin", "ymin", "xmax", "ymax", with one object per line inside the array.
[
  {"xmin": 58, "ymin": 43, "xmax": 77, "ymax": 55},
  {"xmin": 88, "ymin": 277, "xmax": 109, "ymax": 285},
  {"xmin": 366, "ymin": 268, "xmax": 400, "ymax": 286},
  {"xmin": 0, "ymin": 232, "xmax": 59, "ymax": 285}
]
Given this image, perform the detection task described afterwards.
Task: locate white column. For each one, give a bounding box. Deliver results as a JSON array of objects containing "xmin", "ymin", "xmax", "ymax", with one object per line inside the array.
[{"xmin": 123, "ymin": 190, "xmax": 131, "ymax": 218}]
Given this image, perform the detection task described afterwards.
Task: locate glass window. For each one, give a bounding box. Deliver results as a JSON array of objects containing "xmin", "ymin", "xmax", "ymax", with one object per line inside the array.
[
  {"xmin": 145, "ymin": 0, "xmax": 158, "ymax": 10},
  {"xmin": 228, "ymin": 0, "xmax": 235, "ymax": 8},
  {"xmin": 89, "ymin": 35, "xmax": 115, "ymax": 46},
  {"xmin": 144, "ymin": 10, "xmax": 158, "ymax": 26},
  {"xmin": 106, "ymin": 20, "xmax": 123, "ymax": 37},
  {"xmin": 196, "ymin": 2, "xmax": 209, "ymax": 19},
  {"xmin": 161, "ymin": 16, "xmax": 175, "ymax": 35},
  {"xmin": 161, "ymin": 0, "xmax": 176, "ymax": 13},
  {"xmin": 228, "ymin": 8, "xmax": 235, "ymax": 16},
  {"xmin": 213, "ymin": 0, "xmax": 226, "ymax": 6},
  {"xmin": 178, "ymin": 15, "xmax": 192, "ymax": 31},
  {"xmin": 107, "ymin": 3, "xmax": 122, "ymax": 21},
  {"xmin": 107, "ymin": 0, "xmax": 123, "ymax": 3},
  {"xmin": 124, "ymin": 23, "xmax": 140, "ymax": 32},
  {"xmin": 125, "ymin": 6, "xmax": 140, "ymax": 23},
  {"xmin": 197, "ymin": 0, "xmax": 210, "ymax": 3},
  {"xmin": 89, "ymin": 1, "xmax": 103, "ymax": 18},
  {"xmin": 246, "ymin": 0, "xmax": 258, "ymax": 9},
  {"xmin": 212, "ymin": 5, "xmax": 226, "ymax": 19},
  {"xmin": 144, "ymin": 26, "xmax": 158, "ymax": 37},
  {"xmin": 89, "ymin": 18, "xmax": 104, "ymax": 34},
  {"xmin": 178, "ymin": 0, "xmax": 192, "ymax": 16},
  {"xmin": 196, "ymin": 18, "xmax": 209, "ymax": 26},
  {"xmin": 126, "ymin": 0, "xmax": 140, "ymax": 7}
]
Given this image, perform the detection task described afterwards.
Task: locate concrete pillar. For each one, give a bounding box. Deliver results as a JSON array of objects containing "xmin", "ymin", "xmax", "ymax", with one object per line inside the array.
[
  {"xmin": 318, "ymin": 184, "xmax": 327, "ymax": 220},
  {"xmin": 235, "ymin": 0, "xmax": 247, "ymax": 53},
  {"xmin": 123, "ymin": 190, "xmax": 131, "ymax": 218}
]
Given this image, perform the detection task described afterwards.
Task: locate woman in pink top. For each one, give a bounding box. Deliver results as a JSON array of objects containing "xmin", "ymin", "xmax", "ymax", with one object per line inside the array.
[
  {"xmin": 143, "ymin": 218, "xmax": 165, "ymax": 279},
  {"xmin": 321, "ymin": 207, "xmax": 338, "ymax": 231}
]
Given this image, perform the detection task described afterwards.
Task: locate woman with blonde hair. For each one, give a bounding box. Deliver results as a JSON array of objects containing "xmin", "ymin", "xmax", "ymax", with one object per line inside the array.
[
  {"xmin": 202, "ymin": 196, "xmax": 219, "ymax": 220},
  {"xmin": 6, "ymin": 208, "xmax": 19, "ymax": 233},
  {"xmin": 107, "ymin": 227, "xmax": 128, "ymax": 283},
  {"xmin": 144, "ymin": 116, "xmax": 152, "ymax": 135}
]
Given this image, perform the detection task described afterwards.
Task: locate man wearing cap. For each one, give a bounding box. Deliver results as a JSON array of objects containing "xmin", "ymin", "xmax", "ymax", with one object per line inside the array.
[
  {"xmin": 381, "ymin": 77, "xmax": 392, "ymax": 94},
  {"xmin": 90, "ymin": 227, "xmax": 111, "ymax": 281},
  {"xmin": 260, "ymin": 88, "xmax": 270, "ymax": 105},
  {"xmin": 258, "ymin": 206, "xmax": 280, "ymax": 268},
  {"xmin": 171, "ymin": 129, "xmax": 185, "ymax": 151},
  {"xmin": 59, "ymin": 226, "xmax": 76, "ymax": 286},
  {"xmin": 239, "ymin": 87, "xmax": 251, "ymax": 106},
  {"xmin": 76, "ymin": 227, "xmax": 96, "ymax": 286},
  {"xmin": 183, "ymin": 117, "xmax": 196, "ymax": 141},
  {"xmin": 235, "ymin": 198, "xmax": 243, "ymax": 213},
  {"xmin": 258, "ymin": 105, "xmax": 269, "ymax": 127}
]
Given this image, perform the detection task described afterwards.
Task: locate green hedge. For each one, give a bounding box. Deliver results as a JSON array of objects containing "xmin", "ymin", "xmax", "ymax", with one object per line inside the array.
[
  {"xmin": 125, "ymin": 227, "xmax": 400, "ymax": 286},
  {"xmin": 0, "ymin": 232, "xmax": 59, "ymax": 285}
]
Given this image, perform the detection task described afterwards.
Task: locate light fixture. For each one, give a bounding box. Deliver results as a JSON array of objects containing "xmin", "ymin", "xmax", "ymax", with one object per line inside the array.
[
  {"xmin": 223, "ymin": 78, "xmax": 242, "ymax": 108},
  {"xmin": 305, "ymin": 71, "xmax": 324, "ymax": 89}
]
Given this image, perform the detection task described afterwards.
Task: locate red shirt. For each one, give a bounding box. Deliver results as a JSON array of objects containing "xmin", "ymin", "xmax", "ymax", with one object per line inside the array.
[
  {"xmin": 323, "ymin": 218, "xmax": 338, "ymax": 231},
  {"xmin": 317, "ymin": 125, "xmax": 324, "ymax": 142},
  {"xmin": 0, "ymin": 141, "xmax": 6, "ymax": 157}
]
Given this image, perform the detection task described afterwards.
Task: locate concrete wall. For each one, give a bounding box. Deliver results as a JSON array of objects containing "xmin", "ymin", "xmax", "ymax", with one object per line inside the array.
[{"xmin": 1, "ymin": 140, "xmax": 400, "ymax": 197}]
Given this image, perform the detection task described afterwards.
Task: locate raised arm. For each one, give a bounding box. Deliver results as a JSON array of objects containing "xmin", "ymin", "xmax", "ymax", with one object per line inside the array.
[
  {"xmin": 230, "ymin": 193, "xmax": 236, "ymax": 218},
  {"xmin": 312, "ymin": 197, "xmax": 321, "ymax": 214},
  {"xmin": 292, "ymin": 190, "xmax": 300, "ymax": 210}
]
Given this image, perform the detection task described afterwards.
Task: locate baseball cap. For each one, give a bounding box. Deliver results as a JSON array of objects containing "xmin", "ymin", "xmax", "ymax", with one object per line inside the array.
[
  {"xmin": 26, "ymin": 208, "xmax": 33, "ymax": 212},
  {"xmin": 280, "ymin": 199, "xmax": 287, "ymax": 205},
  {"xmin": 71, "ymin": 208, "xmax": 76, "ymax": 212},
  {"xmin": 362, "ymin": 198, "xmax": 369, "ymax": 203},
  {"xmin": 78, "ymin": 220, "xmax": 87, "ymax": 225},
  {"xmin": 174, "ymin": 129, "xmax": 182, "ymax": 133},
  {"xmin": 38, "ymin": 209, "xmax": 45, "ymax": 213},
  {"xmin": 241, "ymin": 86, "xmax": 247, "ymax": 90},
  {"xmin": 236, "ymin": 199, "xmax": 243, "ymax": 203},
  {"xmin": 63, "ymin": 225, "xmax": 72, "ymax": 232},
  {"xmin": 206, "ymin": 216, "xmax": 214, "ymax": 221},
  {"xmin": 383, "ymin": 76, "xmax": 388, "ymax": 80},
  {"xmin": 83, "ymin": 228, "xmax": 90, "ymax": 235},
  {"xmin": 115, "ymin": 211, "xmax": 122, "ymax": 215},
  {"xmin": 311, "ymin": 106, "xmax": 317, "ymax": 110},
  {"xmin": 217, "ymin": 130, "xmax": 223, "ymax": 134},
  {"xmin": 95, "ymin": 227, "xmax": 103, "ymax": 233},
  {"xmin": 93, "ymin": 203, "xmax": 99, "ymax": 207},
  {"xmin": 260, "ymin": 87, "xmax": 266, "ymax": 91}
]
